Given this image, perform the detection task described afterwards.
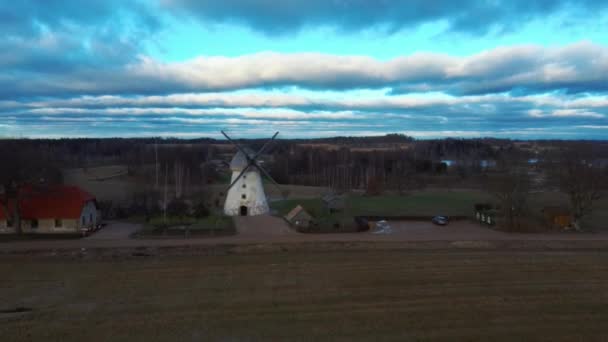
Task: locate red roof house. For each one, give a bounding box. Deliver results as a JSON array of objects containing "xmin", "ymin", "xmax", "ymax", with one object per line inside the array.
[{"xmin": 0, "ymin": 185, "xmax": 98, "ymax": 233}]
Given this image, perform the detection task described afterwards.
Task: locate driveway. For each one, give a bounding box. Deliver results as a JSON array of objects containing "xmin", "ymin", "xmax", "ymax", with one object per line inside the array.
[
  {"xmin": 233, "ymin": 215, "xmax": 295, "ymax": 237},
  {"xmin": 85, "ymin": 221, "xmax": 141, "ymax": 240}
]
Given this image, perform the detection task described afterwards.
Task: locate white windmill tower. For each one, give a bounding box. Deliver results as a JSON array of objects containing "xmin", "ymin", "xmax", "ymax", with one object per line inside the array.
[{"xmin": 221, "ymin": 131, "xmax": 282, "ymax": 216}]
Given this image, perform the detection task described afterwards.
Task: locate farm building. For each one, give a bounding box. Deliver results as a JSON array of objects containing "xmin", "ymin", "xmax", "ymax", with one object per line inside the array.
[
  {"xmin": 542, "ymin": 206, "xmax": 572, "ymax": 230},
  {"xmin": 284, "ymin": 205, "xmax": 314, "ymax": 228},
  {"xmin": 322, "ymin": 193, "xmax": 346, "ymax": 213},
  {"xmin": 0, "ymin": 185, "xmax": 98, "ymax": 234}
]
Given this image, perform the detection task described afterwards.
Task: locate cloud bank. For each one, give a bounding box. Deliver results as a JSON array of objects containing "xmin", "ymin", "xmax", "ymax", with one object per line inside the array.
[
  {"xmin": 2, "ymin": 42, "xmax": 608, "ymax": 98},
  {"xmin": 161, "ymin": 0, "xmax": 606, "ymax": 35},
  {"xmin": 1, "ymin": 0, "xmax": 607, "ymax": 138}
]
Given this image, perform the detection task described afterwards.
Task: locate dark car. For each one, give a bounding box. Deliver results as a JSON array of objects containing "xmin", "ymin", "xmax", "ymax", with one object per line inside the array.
[{"xmin": 432, "ymin": 216, "xmax": 449, "ymax": 226}]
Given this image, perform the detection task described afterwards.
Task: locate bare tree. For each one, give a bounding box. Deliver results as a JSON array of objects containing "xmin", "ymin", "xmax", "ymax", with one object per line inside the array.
[
  {"xmin": 484, "ymin": 156, "xmax": 531, "ymax": 231},
  {"xmin": 0, "ymin": 144, "xmax": 62, "ymax": 234},
  {"xmin": 553, "ymin": 148, "xmax": 607, "ymax": 230}
]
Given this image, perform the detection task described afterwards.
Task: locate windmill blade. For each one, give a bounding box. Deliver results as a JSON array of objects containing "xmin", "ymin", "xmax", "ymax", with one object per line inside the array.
[
  {"xmin": 221, "ymin": 130, "xmax": 251, "ymax": 160},
  {"xmin": 251, "ymin": 131, "xmax": 279, "ymax": 161},
  {"xmin": 224, "ymin": 164, "xmax": 250, "ymax": 193},
  {"xmin": 253, "ymin": 162, "xmax": 285, "ymax": 198}
]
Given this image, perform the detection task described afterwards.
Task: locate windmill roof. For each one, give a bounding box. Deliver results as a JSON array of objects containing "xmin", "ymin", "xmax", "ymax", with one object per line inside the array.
[{"xmin": 230, "ymin": 147, "xmax": 256, "ymax": 171}]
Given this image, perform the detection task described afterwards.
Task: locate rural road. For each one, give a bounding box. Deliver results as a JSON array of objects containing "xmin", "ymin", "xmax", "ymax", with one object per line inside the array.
[
  {"xmin": 84, "ymin": 221, "xmax": 140, "ymax": 240},
  {"xmin": 2, "ymin": 217, "xmax": 608, "ymax": 253}
]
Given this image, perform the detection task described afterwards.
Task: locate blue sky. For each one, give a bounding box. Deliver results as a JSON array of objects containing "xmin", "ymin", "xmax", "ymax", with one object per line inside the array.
[{"xmin": 1, "ymin": 0, "xmax": 608, "ymax": 139}]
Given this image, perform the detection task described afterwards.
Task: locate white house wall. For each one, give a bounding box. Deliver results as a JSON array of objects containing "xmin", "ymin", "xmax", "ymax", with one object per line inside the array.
[
  {"xmin": 224, "ymin": 170, "xmax": 269, "ymax": 216},
  {"xmin": 0, "ymin": 219, "xmax": 12, "ymax": 233},
  {"xmin": 79, "ymin": 201, "xmax": 98, "ymax": 228}
]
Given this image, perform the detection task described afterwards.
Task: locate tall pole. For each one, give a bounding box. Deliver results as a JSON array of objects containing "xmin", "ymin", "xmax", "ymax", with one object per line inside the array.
[
  {"xmin": 163, "ymin": 163, "xmax": 168, "ymax": 224},
  {"xmin": 155, "ymin": 142, "xmax": 159, "ymax": 190}
]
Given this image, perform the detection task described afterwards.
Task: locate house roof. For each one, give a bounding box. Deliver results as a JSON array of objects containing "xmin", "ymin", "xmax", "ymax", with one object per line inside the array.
[
  {"xmin": 0, "ymin": 185, "xmax": 95, "ymax": 220},
  {"xmin": 285, "ymin": 205, "xmax": 312, "ymax": 222}
]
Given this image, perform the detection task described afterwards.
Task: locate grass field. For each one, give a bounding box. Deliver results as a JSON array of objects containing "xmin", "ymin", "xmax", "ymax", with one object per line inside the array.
[
  {"xmin": 272, "ymin": 190, "xmax": 491, "ymax": 218},
  {"xmin": 134, "ymin": 215, "xmax": 235, "ymax": 237},
  {"xmin": 1, "ymin": 249, "xmax": 608, "ymax": 340},
  {"xmin": 62, "ymin": 165, "xmax": 136, "ymax": 204}
]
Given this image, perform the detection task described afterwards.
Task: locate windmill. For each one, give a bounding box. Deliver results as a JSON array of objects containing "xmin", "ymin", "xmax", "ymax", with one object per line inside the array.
[{"xmin": 221, "ymin": 130, "xmax": 282, "ymax": 216}]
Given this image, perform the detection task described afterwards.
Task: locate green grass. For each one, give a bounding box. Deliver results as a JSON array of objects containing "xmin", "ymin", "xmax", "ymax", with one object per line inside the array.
[
  {"xmin": 189, "ymin": 215, "xmax": 234, "ymax": 230},
  {"xmin": 272, "ymin": 190, "xmax": 491, "ymax": 218},
  {"xmin": 145, "ymin": 215, "xmax": 231, "ymax": 229},
  {"xmin": 347, "ymin": 190, "xmax": 490, "ymax": 216},
  {"xmin": 138, "ymin": 215, "xmax": 235, "ymax": 237},
  {"xmin": 272, "ymin": 198, "xmax": 325, "ymax": 217},
  {"xmin": 148, "ymin": 216, "xmax": 198, "ymax": 227}
]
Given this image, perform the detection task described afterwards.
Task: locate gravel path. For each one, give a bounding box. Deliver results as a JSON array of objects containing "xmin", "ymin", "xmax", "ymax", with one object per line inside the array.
[{"xmin": 1, "ymin": 216, "xmax": 608, "ymax": 253}]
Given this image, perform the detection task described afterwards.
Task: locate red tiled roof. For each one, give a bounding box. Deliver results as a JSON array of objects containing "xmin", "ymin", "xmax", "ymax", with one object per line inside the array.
[{"xmin": 0, "ymin": 185, "xmax": 95, "ymax": 220}]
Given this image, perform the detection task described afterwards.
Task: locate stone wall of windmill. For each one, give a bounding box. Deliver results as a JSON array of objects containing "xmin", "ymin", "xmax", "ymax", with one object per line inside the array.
[{"xmin": 224, "ymin": 165, "xmax": 269, "ymax": 216}]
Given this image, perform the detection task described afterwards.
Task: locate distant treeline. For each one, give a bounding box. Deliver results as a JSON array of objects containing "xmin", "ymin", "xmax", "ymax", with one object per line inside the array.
[{"xmin": 1, "ymin": 135, "xmax": 607, "ymax": 168}]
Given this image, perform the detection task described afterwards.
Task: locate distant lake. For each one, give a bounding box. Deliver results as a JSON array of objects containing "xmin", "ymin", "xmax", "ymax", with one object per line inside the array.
[
  {"xmin": 441, "ymin": 159, "xmax": 539, "ymax": 167},
  {"xmin": 441, "ymin": 159, "xmax": 496, "ymax": 168}
]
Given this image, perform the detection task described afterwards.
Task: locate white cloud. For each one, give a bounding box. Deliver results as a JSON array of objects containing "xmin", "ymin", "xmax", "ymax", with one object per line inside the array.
[
  {"xmin": 25, "ymin": 106, "xmax": 359, "ymax": 120},
  {"xmin": 529, "ymin": 108, "xmax": 604, "ymax": 118},
  {"xmin": 119, "ymin": 41, "xmax": 608, "ymax": 95}
]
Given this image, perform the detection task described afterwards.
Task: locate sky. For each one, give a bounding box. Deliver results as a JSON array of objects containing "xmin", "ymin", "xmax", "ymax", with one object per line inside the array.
[{"xmin": 1, "ymin": 0, "xmax": 608, "ymax": 139}]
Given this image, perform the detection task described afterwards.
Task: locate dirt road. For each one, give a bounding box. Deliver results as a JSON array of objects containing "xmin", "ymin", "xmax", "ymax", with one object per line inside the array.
[
  {"xmin": 233, "ymin": 215, "xmax": 295, "ymax": 237},
  {"xmin": 2, "ymin": 217, "xmax": 608, "ymax": 254}
]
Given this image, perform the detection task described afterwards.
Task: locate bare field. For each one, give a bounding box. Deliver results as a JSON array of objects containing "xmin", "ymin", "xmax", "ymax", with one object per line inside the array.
[
  {"xmin": 2, "ymin": 249, "xmax": 608, "ymax": 341},
  {"xmin": 62, "ymin": 165, "xmax": 136, "ymax": 204}
]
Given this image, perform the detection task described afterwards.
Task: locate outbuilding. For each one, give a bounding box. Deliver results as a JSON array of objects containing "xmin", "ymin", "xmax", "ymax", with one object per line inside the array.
[
  {"xmin": 542, "ymin": 206, "xmax": 572, "ymax": 230},
  {"xmin": 284, "ymin": 205, "xmax": 314, "ymax": 229}
]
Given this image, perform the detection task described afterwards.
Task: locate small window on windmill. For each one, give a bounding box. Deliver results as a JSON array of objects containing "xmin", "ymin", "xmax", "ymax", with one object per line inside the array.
[
  {"xmin": 242, "ymin": 194, "xmax": 246, "ymax": 199},
  {"xmin": 243, "ymin": 175, "xmax": 247, "ymax": 179},
  {"xmin": 242, "ymin": 183, "xmax": 246, "ymax": 188}
]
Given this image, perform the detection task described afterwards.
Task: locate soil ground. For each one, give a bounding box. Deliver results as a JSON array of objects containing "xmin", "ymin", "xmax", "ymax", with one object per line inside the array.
[{"xmin": 2, "ymin": 249, "xmax": 608, "ymax": 341}]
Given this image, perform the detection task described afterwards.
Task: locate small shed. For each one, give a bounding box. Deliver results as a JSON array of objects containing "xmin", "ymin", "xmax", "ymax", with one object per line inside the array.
[
  {"xmin": 284, "ymin": 205, "xmax": 314, "ymax": 228},
  {"xmin": 322, "ymin": 194, "xmax": 345, "ymax": 213},
  {"xmin": 542, "ymin": 206, "xmax": 572, "ymax": 229}
]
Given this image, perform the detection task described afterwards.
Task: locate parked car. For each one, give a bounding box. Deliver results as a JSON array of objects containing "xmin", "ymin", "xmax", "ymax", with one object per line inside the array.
[
  {"xmin": 372, "ymin": 220, "xmax": 392, "ymax": 234},
  {"xmin": 432, "ymin": 216, "xmax": 449, "ymax": 226}
]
